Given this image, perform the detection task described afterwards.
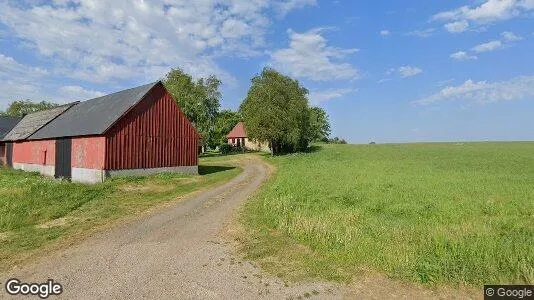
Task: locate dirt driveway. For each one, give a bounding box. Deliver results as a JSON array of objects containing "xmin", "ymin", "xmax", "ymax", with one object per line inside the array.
[{"xmin": 1, "ymin": 160, "xmax": 341, "ymax": 299}]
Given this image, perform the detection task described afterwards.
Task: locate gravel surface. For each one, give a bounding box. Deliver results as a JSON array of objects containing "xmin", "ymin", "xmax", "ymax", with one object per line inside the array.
[{"xmin": 1, "ymin": 160, "xmax": 341, "ymax": 299}]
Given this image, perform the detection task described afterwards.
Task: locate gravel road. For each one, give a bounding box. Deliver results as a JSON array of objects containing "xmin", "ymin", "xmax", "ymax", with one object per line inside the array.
[{"xmin": 1, "ymin": 160, "xmax": 341, "ymax": 299}]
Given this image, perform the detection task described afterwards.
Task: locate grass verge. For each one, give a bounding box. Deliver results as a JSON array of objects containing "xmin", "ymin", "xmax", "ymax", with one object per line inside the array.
[
  {"xmin": 0, "ymin": 156, "xmax": 241, "ymax": 270},
  {"xmin": 239, "ymin": 142, "xmax": 534, "ymax": 286}
]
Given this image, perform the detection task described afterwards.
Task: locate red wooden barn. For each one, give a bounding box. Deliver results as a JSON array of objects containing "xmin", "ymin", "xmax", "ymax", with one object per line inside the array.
[{"xmin": 1, "ymin": 82, "xmax": 199, "ymax": 184}]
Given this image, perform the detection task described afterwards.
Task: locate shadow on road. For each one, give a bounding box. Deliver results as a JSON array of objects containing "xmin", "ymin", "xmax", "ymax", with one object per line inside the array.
[{"xmin": 199, "ymin": 165, "xmax": 236, "ymax": 175}]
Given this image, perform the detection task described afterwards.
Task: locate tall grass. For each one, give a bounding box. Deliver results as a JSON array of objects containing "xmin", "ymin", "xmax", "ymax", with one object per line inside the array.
[{"xmin": 242, "ymin": 142, "xmax": 534, "ymax": 285}]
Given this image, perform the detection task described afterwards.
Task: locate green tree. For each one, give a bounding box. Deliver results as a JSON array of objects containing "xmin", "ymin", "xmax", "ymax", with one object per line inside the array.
[
  {"xmin": 213, "ymin": 110, "xmax": 241, "ymax": 146},
  {"xmin": 240, "ymin": 68, "xmax": 311, "ymax": 155},
  {"xmin": 163, "ymin": 68, "xmax": 221, "ymax": 150},
  {"xmin": 309, "ymin": 107, "xmax": 331, "ymax": 142},
  {"xmin": 0, "ymin": 100, "xmax": 59, "ymax": 117}
]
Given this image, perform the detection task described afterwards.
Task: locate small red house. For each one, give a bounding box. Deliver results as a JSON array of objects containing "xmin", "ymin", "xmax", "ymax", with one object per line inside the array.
[
  {"xmin": 227, "ymin": 122, "xmax": 270, "ymax": 152},
  {"xmin": 2, "ymin": 82, "xmax": 199, "ymax": 184},
  {"xmin": 227, "ymin": 122, "xmax": 247, "ymax": 147}
]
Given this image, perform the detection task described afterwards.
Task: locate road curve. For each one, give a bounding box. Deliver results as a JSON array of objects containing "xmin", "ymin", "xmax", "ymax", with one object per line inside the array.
[{"xmin": 1, "ymin": 160, "xmax": 340, "ymax": 299}]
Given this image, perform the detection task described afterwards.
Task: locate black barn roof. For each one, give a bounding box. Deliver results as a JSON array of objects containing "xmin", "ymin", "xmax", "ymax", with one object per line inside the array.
[
  {"xmin": 30, "ymin": 82, "xmax": 159, "ymax": 140},
  {"xmin": 0, "ymin": 117, "xmax": 22, "ymax": 140}
]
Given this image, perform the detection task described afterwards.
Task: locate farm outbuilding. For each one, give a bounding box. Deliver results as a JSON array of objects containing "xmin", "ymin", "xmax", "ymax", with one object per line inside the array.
[
  {"xmin": 227, "ymin": 122, "xmax": 270, "ymax": 152},
  {"xmin": 0, "ymin": 116, "xmax": 22, "ymax": 166},
  {"xmin": 2, "ymin": 103, "xmax": 78, "ymax": 175},
  {"xmin": 1, "ymin": 81, "xmax": 200, "ymax": 184}
]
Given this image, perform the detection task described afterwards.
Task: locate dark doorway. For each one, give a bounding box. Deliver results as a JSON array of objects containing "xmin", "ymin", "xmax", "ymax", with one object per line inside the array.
[
  {"xmin": 6, "ymin": 143, "xmax": 13, "ymax": 167},
  {"xmin": 55, "ymin": 138, "xmax": 72, "ymax": 179}
]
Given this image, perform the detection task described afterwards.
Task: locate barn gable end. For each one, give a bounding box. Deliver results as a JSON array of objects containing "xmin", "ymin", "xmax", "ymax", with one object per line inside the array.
[{"xmin": 104, "ymin": 83, "xmax": 199, "ymax": 174}]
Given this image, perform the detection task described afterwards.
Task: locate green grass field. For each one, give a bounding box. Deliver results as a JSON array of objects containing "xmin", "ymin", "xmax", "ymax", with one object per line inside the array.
[
  {"xmin": 0, "ymin": 156, "xmax": 241, "ymax": 270},
  {"xmin": 241, "ymin": 142, "xmax": 534, "ymax": 286}
]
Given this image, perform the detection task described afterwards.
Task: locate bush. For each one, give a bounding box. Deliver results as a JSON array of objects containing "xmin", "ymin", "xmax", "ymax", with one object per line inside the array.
[
  {"xmin": 219, "ymin": 143, "xmax": 233, "ymax": 155},
  {"xmin": 328, "ymin": 137, "xmax": 347, "ymax": 144}
]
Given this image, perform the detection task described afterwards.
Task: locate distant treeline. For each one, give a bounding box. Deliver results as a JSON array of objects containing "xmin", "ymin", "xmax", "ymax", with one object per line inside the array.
[{"xmin": 322, "ymin": 137, "xmax": 348, "ymax": 144}]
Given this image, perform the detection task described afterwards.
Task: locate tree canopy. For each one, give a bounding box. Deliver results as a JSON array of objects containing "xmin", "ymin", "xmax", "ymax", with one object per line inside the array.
[
  {"xmin": 309, "ymin": 107, "xmax": 331, "ymax": 142},
  {"xmin": 240, "ymin": 68, "xmax": 329, "ymax": 155},
  {"xmin": 163, "ymin": 68, "xmax": 221, "ymax": 148},
  {"xmin": 0, "ymin": 100, "xmax": 59, "ymax": 118}
]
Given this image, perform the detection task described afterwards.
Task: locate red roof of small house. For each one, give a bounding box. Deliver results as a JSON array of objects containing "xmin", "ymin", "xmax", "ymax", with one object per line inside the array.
[{"xmin": 227, "ymin": 122, "xmax": 247, "ymax": 138}]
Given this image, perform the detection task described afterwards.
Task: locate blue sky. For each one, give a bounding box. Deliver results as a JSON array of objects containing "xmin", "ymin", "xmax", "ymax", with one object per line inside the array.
[{"xmin": 0, "ymin": 0, "xmax": 532, "ymax": 143}]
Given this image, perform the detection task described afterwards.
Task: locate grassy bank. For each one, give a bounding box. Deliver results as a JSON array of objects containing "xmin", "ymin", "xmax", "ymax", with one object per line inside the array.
[
  {"xmin": 0, "ymin": 156, "xmax": 241, "ymax": 269},
  {"xmin": 240, "ymin": 142, "xmax": 534, "ymax": 286}
]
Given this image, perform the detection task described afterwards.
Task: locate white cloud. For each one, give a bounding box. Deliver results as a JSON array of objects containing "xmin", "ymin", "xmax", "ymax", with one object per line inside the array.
[
  {"xmin": 0, "ymin": 1, "xmax": 316, "ymax": 107},
  {"xmin": 380, "ymin": 30, "xmax": 391, "ymax": 36},
  {"xmin": 384, "ymin": 66, "xmax": 423, "ymax": 79},
  {"xmin": 435, "ymin": 78, "xmax": 455, "ymax": 87},
  {"xmin": 452, "ymin": 31, "xmax": 522, "ymax": 60},
  {"xmin": 414, "ymin": 75, "xmax": 534, "ymax": 105},
  {"xmin": 275, "ymin": 0, "xmax": 316, "ymax": 16},
  {"xmin": 271, "ymin": 28, "xmax": 359, "ymax": 81},
  {"xmin": 406, "ymin": 28, "xmax": 436, "ymax": 38},
  {"xmin": 58, "ymin": 86, "xmax": 105, "ymax": 100},
  {"xmin": 0, "ymin": 54, "xmax": 48, "ymax": 77},
  {"xmin": 220, "ymin": 19, "xmax": 251, "ymax": 39},
  {"xmin": 501, "ymin": 31, "xmax": 523, "ymax": 41},
  {"xmin": 0, "ymin": 54, "xmax": 105, "ymax": 109},
  {"xmin": 308, "ymin": 88, "xmax": 357, "ymax": 105},
  {"xmin": 450, "ymin": 51, "xmax": 478, "ymax": 61},
  {"xmin": 377, "ymin": 78, "xmax": 392, "ymax": 84},
  {"xmin": 472, "ymin": 40, "xmax": 503, "ymax": 52},
  {"xmin": 0, "ymin": 54, "xmax": 49, "ymax": 108},
  {"xmin": 444, "ymin": 20, "xmax": 469, "ymax": 33},
  {"xmin": 433, "ymin": 0, "xmax": 534, "ymax": 32},
  {"xmin": 398, "ymin": 66, "xmax": 423, "ymax": 78},
  {"xmin": 0, "ymin": 0, "xmax": 313, "ymax": 87}
]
